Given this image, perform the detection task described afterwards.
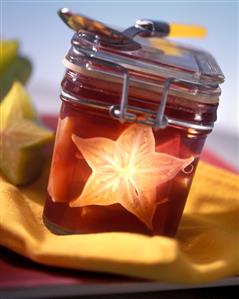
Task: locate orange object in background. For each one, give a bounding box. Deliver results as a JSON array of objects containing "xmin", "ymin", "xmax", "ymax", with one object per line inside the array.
[{"xmin": 169, "ymin": 23, "xmax": 207, "ymax": 38}]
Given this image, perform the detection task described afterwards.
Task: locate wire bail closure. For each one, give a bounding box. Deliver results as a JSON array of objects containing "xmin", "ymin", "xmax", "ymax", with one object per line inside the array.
[
  {"xmin": 110, "ymin": 73, "xmax": 172, "ymax": 130},
  {"xmin": 109, "ymin": 71, "xmax": 216, "ymax": 130}
]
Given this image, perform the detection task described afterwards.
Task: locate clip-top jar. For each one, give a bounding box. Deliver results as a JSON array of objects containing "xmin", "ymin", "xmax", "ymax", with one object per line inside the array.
[{"xmin": 43, "ymin": 17, "xmax": 224, "ymax": 236}]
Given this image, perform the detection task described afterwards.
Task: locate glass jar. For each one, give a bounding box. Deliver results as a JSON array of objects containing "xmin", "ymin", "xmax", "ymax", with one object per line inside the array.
[{"xmin": 43, "ymin": 24, "xmax": 224, "ymax": 237}]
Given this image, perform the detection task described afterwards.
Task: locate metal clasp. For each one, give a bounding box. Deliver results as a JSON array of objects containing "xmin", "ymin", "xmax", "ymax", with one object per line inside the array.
[
  {"xmin": 109, "ymin": 74, "xmax": 215, "ymax": 130},
  {"xmin": 109, "ymin": 74, "xmax": 171, "ymax": 130},
  {"xmin": 109, "ymin": 72, "xmax": 137, "ymax": 124}
]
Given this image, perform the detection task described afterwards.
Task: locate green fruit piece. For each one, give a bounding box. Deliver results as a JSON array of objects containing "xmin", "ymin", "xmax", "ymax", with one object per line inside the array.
[
  {"xmin": 0, "ymin": 40, "xmax": 19, "ymax": 74},
  {"xmin": 0, "ymin": 82, "xmax": 54, "ymax": 185},
  {"xmin": 0, "ymin": 142, "xmax": 43, "ymax": 185},
  {"xmin": 0, "ymin": 120, "xmax": 53, "ymax": 185},
  {"xmin": 0, "ymin": 56, "xmax": 32, "ymax": 100},
  {"xmin": 0, "ymin": 81, "xmax": 37, "ymax": 129}
]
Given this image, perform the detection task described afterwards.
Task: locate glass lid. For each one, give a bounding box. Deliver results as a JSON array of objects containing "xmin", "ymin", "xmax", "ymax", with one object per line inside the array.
[
  {"xmin": 74, "ymin": 35, "xmax": 224, "ymax": 85},
  {"xmin": 60, "ymin": 8, "xmax": 224, "ymax": 95}
]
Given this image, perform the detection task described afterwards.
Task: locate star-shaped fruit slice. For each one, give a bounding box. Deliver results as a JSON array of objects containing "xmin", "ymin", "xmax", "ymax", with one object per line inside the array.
[
  {"xmin": 71, "ymin": 124, "xmax": 193, "ymax": 229},
  {"xmin": 0, "ymin": 82, "xmax": 53, "ymax": 185}
]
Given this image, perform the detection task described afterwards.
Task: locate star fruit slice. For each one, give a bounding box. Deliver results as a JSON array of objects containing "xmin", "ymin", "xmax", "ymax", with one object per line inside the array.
[
  {"xmin": 71, "ymin": 124, "xmax": 194, "ymax": 229},
  {"xmin": 1, "ymin": 81, "xmax": 37, "ymax": 128},
  {"xmin": 0, "ymin": 40, "xmax": 19, "ymax": 75},
  {"xmin": 0, "ymin": 82, "xmax": 53, "ymax": 185}
]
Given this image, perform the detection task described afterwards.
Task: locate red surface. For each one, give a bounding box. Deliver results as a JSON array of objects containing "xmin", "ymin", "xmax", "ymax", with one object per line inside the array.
[
  {"xmin": 0, "ymin": 247, "xmax": 132, "ymax": 288},
  {"xmin": 201, "ymin": 149, "xmax": 238, "ymax": 174},
  {"xmin": 0, "ymin": 114, "xmax": 238, "ymax": 290}
]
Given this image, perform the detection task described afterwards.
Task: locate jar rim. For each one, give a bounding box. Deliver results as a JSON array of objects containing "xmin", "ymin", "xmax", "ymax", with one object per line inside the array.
[{"xmin": 63, "ymin": 57, "xmax": 221, "ymax": 105}]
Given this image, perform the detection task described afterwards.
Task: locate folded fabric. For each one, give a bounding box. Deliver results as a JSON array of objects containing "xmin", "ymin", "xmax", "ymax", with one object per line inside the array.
[{"xmin": 0, "ymin": 160, "xmax": 238, "ymax": 284}]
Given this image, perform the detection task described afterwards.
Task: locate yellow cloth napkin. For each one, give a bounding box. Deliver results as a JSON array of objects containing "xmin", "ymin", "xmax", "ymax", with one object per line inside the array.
[{"xmin": 0, "ymin": 161, "xmax": 238, "ymax": 284}]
